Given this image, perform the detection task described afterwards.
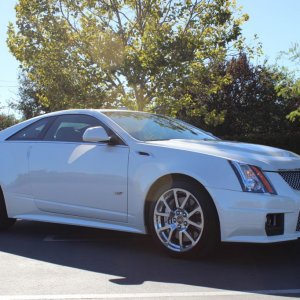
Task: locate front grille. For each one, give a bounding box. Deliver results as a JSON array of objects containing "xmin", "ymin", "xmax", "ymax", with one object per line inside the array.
[
  {"xmin": 297, "ymin": 212, "xmax": 300, "ymax": 231},
  {"xmin": 278, "ymin": 171, "xmax": 300, "ymax": 190}
]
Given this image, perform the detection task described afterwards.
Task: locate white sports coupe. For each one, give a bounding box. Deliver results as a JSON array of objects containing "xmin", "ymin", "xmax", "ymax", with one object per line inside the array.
[{"xmin": 0, "ymin": 109, "xmax": 299, "ymax": 257}]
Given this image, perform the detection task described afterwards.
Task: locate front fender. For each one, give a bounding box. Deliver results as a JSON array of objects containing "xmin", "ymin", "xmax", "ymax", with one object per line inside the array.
[{"xmin": 127, "ymin": 145, "xmax": 241, "ymax": 230}]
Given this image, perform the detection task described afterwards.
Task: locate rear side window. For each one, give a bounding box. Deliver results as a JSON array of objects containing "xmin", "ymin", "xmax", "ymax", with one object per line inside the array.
[
  {"xmin": 44, "ymin": 114, "xmax": 102, "ymax": 142},
  {"xmin": 8, "ymin": 117, "xmax": 53, "ymax": 141}
]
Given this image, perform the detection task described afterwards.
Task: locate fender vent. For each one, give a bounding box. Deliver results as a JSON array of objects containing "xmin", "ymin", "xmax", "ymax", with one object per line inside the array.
[{"xmin": 137, "ymin": 151, "xmax": 150, "ymax": 156}]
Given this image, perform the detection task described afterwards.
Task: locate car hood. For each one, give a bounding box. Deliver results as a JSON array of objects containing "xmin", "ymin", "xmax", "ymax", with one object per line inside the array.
[{"xmin": 146, "ymin": 139, "xmax": 300, "ymax": 171}]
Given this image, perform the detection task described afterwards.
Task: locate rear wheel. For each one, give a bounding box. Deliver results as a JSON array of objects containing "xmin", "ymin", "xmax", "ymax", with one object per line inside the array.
[
  {"xmin": 149, "ymin": 179, "xmax": 219, "ymax": 258},
  {"xmin": 0, "ymin": 188, "xmax": 16, "ymax": 230}
]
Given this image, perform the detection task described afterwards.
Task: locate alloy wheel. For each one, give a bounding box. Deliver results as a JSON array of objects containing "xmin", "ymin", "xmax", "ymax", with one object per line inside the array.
[{"xmin": 153, "ymin": 188, "xmax": 204, "ymax": 252}]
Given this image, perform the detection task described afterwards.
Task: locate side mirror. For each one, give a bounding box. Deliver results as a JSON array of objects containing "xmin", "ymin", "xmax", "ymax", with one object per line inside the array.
[{"xmin": 83, "ymin": 126, "xmax": 111, "ymax": 143}]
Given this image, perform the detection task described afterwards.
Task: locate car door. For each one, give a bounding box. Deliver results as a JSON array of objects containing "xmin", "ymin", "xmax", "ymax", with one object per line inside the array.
[{"xmin": 28, "ymin": 114, "xmax": 129, "ymax": 222}]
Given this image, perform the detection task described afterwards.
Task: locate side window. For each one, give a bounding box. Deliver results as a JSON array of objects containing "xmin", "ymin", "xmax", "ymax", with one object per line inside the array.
[
  {"xmin": 44, "ymin": 114, "xmax": 103, "ymax": 142},
  {"xmin": 8, "ymin": 117, "xmax": 53, "ymax": 141}
]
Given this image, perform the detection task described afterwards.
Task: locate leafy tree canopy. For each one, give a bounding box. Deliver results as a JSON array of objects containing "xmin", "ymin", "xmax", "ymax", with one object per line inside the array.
[
  {"xmin": 0, "ymin": 113, "xmax": 17, "ymax": 130},
  {"xmin": 276, "ymin": 43, "xmax": 300, "ymax": 122},
  {"xmin": 10, "ymin": 72, "xmax": 50, "ymax": 119},
  {"xmin": 7, "ymin": 0, "xmax": 249, "ymax": 113},
  {"xmin": 173, "ymin": 54, "xmax": 299, "ymax": 135}
]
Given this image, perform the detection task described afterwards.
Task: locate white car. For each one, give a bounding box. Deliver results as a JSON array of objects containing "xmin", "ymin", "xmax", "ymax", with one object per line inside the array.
[{"xmin": 0, "ymin": 109, "xmax": 299, "ymax": 257}]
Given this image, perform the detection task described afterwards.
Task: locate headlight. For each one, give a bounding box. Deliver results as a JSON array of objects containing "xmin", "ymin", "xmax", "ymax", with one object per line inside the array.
[{"xmin": 229, "ymin": 161, "xmax": 276, "ymax": 194}]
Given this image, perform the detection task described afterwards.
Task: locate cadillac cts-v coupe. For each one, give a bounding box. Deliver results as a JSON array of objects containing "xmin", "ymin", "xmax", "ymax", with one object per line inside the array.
[{"xmin": 0, "ymin": 109, "xmax": 299, "ymax": 257}]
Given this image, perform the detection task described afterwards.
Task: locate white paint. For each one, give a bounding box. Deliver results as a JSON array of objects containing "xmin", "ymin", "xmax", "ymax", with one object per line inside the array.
[{"xmin": 0, "ymin": 109, "xmax": 300, "ymax": 249}]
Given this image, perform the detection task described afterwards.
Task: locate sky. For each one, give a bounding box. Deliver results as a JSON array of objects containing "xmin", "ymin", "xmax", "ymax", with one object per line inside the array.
[
  {"xmin": 0, "ymin": 1, "xmax": 18, "ymax": 115},
  {"xmin": 0, "ymin": 0, "xmax": 300, "ymax": 116}
]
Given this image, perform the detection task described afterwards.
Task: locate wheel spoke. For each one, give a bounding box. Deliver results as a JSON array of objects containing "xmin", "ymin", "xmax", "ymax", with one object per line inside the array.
[
  {"xmin": 179, "ymin": 230, "xmax": 183, "ymax": 248},
  {"xmin": 158, "ymin": 224, "xmax": 171, "ymax": 232},
  {"xmin": 155, "ymin": 212, "xmax": 169, "ymax": 218},
  {"xmin": 162, "ymin": 198, "xmax": 172, "ymax": 212},
  {"xmin": 188, "ymin": 207, "xmax": 201, "ymax": 218},
  {"xmin": 180, "ymin": 193, "xmax": 190, "ymax": 209},
  {"xmin": 173, "ymin": 189, "xmax": 179, "ymax": 208},
  {"xmin": 188, "ymin": 220, "xmax": 203, "ymax": 229},
  {"xmin": 167, "ymin": 227, "xmax": 175, "ymax": 243},
  {"xmin": 183, "ymin": 230, "xmax": 196, "ymax": 245}
]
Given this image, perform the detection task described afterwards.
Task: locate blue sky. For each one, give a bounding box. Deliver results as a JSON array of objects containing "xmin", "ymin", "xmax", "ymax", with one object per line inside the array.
[
  {"xmin": 238, "ymin": 0, "xmax": 300, "ymax": 67},
  {"xmin": 0, "ymin": 1, "xmax": 18, "ymax": 114},
  {"xmin": 1, "ymin": 0, "xmax": 300, "ymax": 115}
]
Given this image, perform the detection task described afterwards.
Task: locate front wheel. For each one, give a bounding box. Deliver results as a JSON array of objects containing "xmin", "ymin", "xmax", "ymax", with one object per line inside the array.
[{"xmin": 149, "ymin": 180, "xmax": 219, "ymax": 258}]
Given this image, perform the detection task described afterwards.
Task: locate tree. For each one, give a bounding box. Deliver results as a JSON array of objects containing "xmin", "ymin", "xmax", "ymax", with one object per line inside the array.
[
  {"xmin": 7, "ymin": 0, "xmax": 248, "ymax": 113},
  {"xmin": 276, "ymin": 43, "xmax": 300, "ymax": 122},
  {"xmin": 11, "ymin": 72, "xmax": 50, "ymax": 119},
  {"xmin": 0, "ymin": 114, "xmax": 17, "ymax": 131},
  {"xmin": 173, "ymin": 54, "xmax": 299, "ymax": 135}
]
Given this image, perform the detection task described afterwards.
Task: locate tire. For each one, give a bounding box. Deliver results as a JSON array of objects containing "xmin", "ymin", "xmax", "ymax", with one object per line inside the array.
[
  {"xmin": 148, "ymin": 178, "xmax": 219, "ymax": 258},
  {"xmin": 0, "ymin": 188, "xmax": 16, "ymax": 231}
]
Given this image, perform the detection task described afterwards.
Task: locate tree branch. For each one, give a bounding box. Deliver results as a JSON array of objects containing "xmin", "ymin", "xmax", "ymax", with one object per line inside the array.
[
  {"xmin": 183, "ymin": 0, "xmax": 200, "ymax": 33},
  {"xmin": 160, "ymin": 0, "xmax": 173, "ymax": 25}
]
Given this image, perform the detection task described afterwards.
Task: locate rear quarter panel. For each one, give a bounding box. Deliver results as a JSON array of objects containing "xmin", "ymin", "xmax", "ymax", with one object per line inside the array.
[{"xmin": 0, "ymin": 141, "xmax": 35, "ymax": 217}]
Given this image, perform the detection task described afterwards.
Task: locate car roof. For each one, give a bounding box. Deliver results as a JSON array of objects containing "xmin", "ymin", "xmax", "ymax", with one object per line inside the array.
[
  {"xmin": 0, "ymin": 109, "xmax": 150, "ymax": 141},
  {"xmin": 39, "ymin": 108, "xmax": 150, "ymax": 116}
]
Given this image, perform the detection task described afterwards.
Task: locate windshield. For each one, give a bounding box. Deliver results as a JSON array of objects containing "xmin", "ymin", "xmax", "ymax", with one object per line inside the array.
[{"xmin": 103, "ymin": 111, "xmax": 217, "ymax": 142}]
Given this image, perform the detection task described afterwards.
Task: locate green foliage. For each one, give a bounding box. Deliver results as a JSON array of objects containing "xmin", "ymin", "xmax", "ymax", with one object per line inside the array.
[
  {"xmin": 277, "ymin": 43, "xmax": 300, "ymax": 122},
  {"xmin": 7, "ymin": 0, "xmax": 248, "ymax": 113},
  {"xmin": 175, "ymin": 54, "xmax": 299, "ymax": 136},
  {"xmin": 11, "ymin": 72, "xmax": 50, "ymax": 119},
  {"xmin": 0, "ymin": 114, "xmax": 17, "ymax": 131}
]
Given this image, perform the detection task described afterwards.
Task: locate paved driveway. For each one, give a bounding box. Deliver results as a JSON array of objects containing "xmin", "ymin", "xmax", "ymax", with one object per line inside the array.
[{"xmin": 0, "ymin": 220, "xmax": 299, "ymax": 299}]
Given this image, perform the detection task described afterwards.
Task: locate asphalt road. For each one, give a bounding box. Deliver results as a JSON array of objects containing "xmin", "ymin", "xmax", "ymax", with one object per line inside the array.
[{"xmin": 0, "ymin": 220, "xmax": 300, "ymax": 300}]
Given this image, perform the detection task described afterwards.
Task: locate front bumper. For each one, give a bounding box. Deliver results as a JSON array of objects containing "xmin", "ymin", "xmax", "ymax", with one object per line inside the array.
[{"xmin": 207, "ymin": 180, "xmax": 300, "ymax": 243}]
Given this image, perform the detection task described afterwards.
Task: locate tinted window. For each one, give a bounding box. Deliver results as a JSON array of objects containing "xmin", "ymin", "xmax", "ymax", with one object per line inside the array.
[
  {"xmin": 44, "ymin": 114, "xmax": 102, "ymax": 142},
  {"xmin": 103, "ymin": 111, "xmax": 216, "ymax": 141},
  {"xmin": 8, "ymin": 117, "xmax": 53, "ymax": 141}
]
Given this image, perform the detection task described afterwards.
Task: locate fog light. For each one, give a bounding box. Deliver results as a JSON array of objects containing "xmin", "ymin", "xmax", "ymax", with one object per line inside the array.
[{"xmin": 265, "ymin": 213, "xmax": 284, "ymax": 236}]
